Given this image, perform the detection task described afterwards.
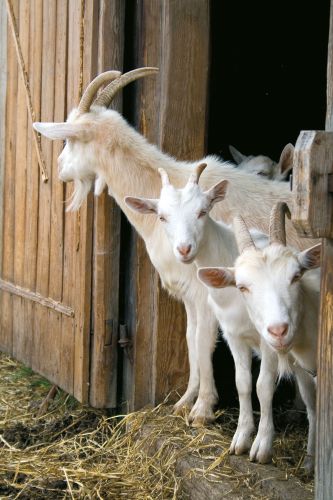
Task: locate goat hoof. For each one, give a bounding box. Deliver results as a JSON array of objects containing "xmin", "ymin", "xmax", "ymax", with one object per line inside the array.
[
  {"xmin": 173, "ymin": 404, "xmax": 191, "ymax": 417},
  {"xmin": 230, "ymin": 427, "xmax": 254, "ymax": 456},
  {"xmin": 249, "ymin": 435, "xmax": 273, "ymax": 464}
]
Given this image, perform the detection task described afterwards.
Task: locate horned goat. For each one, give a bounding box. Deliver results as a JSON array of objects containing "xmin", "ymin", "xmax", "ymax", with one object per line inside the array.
[
  {"xmin": 33, "ymin": 67, "xmax": 317, "ymax": 427},
  {"xmin": 198, "ymin": 202, "xmax": 320, "ymax": 471},
  {"xmin": 126, "ymin": 164, "xmax": 283, "ymax": 463},
  {"xmin": 229, "ymin": 144, "xmax": 294, "ymax": 180}
]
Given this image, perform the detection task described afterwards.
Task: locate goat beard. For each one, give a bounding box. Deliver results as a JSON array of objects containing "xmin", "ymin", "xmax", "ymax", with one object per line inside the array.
[{"xmin": 67, "ymin": 178, "xmax": 93, "ymax": 212}]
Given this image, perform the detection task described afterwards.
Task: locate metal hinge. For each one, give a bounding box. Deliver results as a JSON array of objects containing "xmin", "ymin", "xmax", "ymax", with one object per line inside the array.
[{"xmin": 118, "ymin": 324, "xmax": 133, "ymax": 364}]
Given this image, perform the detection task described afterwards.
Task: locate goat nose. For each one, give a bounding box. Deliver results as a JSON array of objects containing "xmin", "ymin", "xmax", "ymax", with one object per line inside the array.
[
  {"xmin": 267, "ymin": 323, "xmax": 289, "ymax": 338},
  {"xmin": 177, "ymin": 244, "xmax": 192, "ymax": 257}
]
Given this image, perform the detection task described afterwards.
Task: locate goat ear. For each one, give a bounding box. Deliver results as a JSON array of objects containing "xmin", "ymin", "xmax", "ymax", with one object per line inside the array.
[
  {"xmin": 206, "ymin": 180, "xmax": 229, "ymax": 208},
  {"xmin": 197, "ymin": 267, "xmax": 236, "ymax": 288},
  {"xmin": 278, "ymin": 143, "xmax": 294, "ymax": 178},
  {"xmin": 125, "ymin": 196, "xmax": 158, "ymax": 214},
  {"xmin": 229, "ymin": 145, "xmax": 246, "ymax": 165},
  {"xmin": 299, "ymin": 243, "xmax": 321, "ymax": 270},
  {"xmin": 33, "ymin": 122, "xmax": 90, "ymax": 141}
]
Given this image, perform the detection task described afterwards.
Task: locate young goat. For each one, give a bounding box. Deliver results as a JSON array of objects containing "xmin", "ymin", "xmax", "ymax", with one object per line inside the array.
[
  {"xmin": 229, "ymin": 144, "xmax": 294, "ymax": 180},
  {"xmin": 33, "ymin": 67, "xmax": 317, "ymax": 426},
  {"xmin": 199, "ymin": 203, "xmax": 320, "ymax": 471},
  {"xmin": 125, "ymin": 165, "xmax": 282, "ymax": 464}
]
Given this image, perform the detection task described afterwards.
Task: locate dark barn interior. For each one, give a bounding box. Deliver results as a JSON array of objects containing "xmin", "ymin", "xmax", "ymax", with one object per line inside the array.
[
  {"xmin": 209, "ymin": 0, "xmax": 330, "ymax": 410},
  {"xmin": 119, "ymin": 0, "xmax": 330, "ymax": 411}
]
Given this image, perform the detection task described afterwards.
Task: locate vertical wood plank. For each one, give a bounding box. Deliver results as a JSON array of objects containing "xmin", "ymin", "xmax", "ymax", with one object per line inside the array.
[
  {"xmin": 50, "ymin": 0, "xmax": 70, "ymax": 392},
  {"xmin": 124, "ymin": 0, "xmax": 163, "ymax": 410},
  {"xmin": 72, "ymin": 0, "xmax": 96, "ymax": 404},
  {"xmin": 316, "ymin": 1, "xmax": 333, "ymax": 498},
  {"xmin": 32, "ymin": 0, "xmax": 56, "ymax": 379},
  {"xmin": 0, "ymin": 0, "xmax": 7, "ymax": 277},
  {"xmin": 122, "ymin": 0, "xmax": 210, "ymax": 410},
  {"xmin": 22, "ymin": 0, "xmax": 43, "ymax": 369},
  {"xmin": 89, "ymin": 0, "xmax": 125, "ymax": 408},
  {"xmin": 12, "ymin": 0, "xmax": 30, "ymax": 363},
  {"xmin": 0, "ymin": 0, "xmax": 19, "ymax": 353},
  {"xmin": 154, "ymin": 0, "xmax": 210, "ymax": 403}
]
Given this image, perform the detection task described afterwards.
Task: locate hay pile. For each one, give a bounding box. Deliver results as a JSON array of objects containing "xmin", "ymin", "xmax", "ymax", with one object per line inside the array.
[{"xmin": 0, "ymin": 353, "xmax": 314, "ymax": 499}]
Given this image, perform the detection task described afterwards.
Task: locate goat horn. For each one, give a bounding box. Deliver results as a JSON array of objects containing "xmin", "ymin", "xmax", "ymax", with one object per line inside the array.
[
  {"xmin": 233, "ymin": 215, "xmax": 256, "ymax": 254},
  {"xmin": 94, "ymin": 67, "xmax": 159, "ymax": 108},
  {"xmin": 158, "ymin": 168, "xmax": 170, "ymax": 187},
  {"xmin": 78, "ymin": 71, "xmax": 122, "ymax": 114},
  {"xmin": 187, "ymin": 163, "xmax": 207, "ymax": 185},
  {"xmin": 269, "ymin": 202, "xmax": 291, "ymax": 246}
]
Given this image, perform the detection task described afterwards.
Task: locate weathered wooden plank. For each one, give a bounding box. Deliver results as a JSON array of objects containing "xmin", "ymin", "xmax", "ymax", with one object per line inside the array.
[
  {"xmin": 0, "ymin": 0, "xmax": 19, "ymax": 353},
  {"xmin": 22, "ymin": 0, "xmax": 43, "ymax": 371},
  {"xmin": 0, "ymin": 279, "xmax": 74, "ymax": 317},
  {"xmin": 12, "ymin": 0, "xmax": 30, "ymax": 363},
  {"xmin": 120, "ymin": 0, "xmax": 163, "ymax": 411},
  {"xmin": 72, "ymin": 0, "xmax": 95, "ymax": 404},
  {"xmin": 316, "ymin": 240, "xmax": 333, "ymax": 499},
  {"xmin": 316, "ymin": 2, "xmax": 333, "ymax": 498},
  {"xmin": 89, "ymin": 0, "xmax": 124, "ymax": 408},
  {"xmin": 48, "ymin": 0, "xmax": 71, "ymax": 394},
  {"xmin": 0, "ymin": 0, "xmax": 7, "ymax": 278},
  {"xmin": 153, "ymin": 0, "xmax": 210, "ymax": 403},
  {"xmin": 32, "ymin": 0, "xmax": 56, "ymax": 380},
  {"xmin": 60, "ymin": 0, "xmax": 82, "ymax": 398},
  {"xmin": 292, "ymin": 130, "xmax": 333, "ymax": 239}
]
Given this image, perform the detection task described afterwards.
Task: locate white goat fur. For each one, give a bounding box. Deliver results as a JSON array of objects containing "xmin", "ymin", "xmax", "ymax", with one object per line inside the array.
[
  {"xmin": 199, "ymin": 240, "xmax": 320, "ymax": 470},
  {"xmin": 34, "ymin": 101, "xmax": 317, "ymax": 427},
  {"xmin": 229, "ymin": 144, "xmax": 294, "ymax": 180}
]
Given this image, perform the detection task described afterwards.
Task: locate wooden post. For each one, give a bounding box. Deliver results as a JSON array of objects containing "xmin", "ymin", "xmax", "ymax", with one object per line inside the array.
[{"xmin": 292, "ymin": 1, "xmax": 333, "ymax": 496}]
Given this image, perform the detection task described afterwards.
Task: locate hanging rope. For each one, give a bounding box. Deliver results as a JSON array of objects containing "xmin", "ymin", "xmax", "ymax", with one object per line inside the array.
[{"xmin": 6, "ymin": 0, "xmax": 48, "ymax": 182}]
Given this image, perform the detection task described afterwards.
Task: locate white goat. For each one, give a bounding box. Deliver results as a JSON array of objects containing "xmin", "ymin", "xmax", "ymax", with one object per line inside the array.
[
  {"xmin": 125, "ymin": 164, "xmax": 283, "ymax": 463},
  {"xmin": 33, "ymin": 67, "xmax": 317, "ymax": 426},
  {"xmin": 229, "ymin": 144, "xmax": 294, "ymax": 180},
  {"xmin": 198, "ymin": 203, "xmax": 321, "ymax": 471}
]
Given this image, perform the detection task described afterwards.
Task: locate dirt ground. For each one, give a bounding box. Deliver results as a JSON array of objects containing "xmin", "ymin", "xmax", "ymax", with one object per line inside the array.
[{"xmin": 0, "ymin": 352, "xmax": 314, "ymax": 499}]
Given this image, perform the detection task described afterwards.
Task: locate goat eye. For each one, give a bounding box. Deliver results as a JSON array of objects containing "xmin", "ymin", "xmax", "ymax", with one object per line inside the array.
[
  {"xmin": 237, "ymin": 285, "xmax": 249, "ymax": 293},
  {"xmin": 198, "ymin": 210, "xmax": 207, "ymax": 218},
  {"xmin": 159, "ymin": 215, "xmax": 166, "ymax": 222},
  {"xmin": 291, "ymin": 272, "xmax": 302, "ymax": 284}
]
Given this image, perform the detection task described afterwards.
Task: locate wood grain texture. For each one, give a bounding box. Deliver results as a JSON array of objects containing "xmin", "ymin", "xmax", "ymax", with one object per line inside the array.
[
  {"xmin": 154, "ymin": 0, "xmax": 210, "ymax": 403},
  {"xmin": 316, "ymin": 2, "xmax": 333, "ymax": 497},
  {"xmin": 125, "ymin": 0, "xmax": 210, "ymax": 410},
  {"xmin": 89, "ymin": 0, "xmax": 124, "ymax": 408},
  {"xmin": 0, "ymin": 0, "xmax": 7, "ymax": 276},
  {"xmin": 316, "ymin": 240, "xmax": 333, "ymax": 499},
  {"xmin": 0, "ymin": 0, "xmax": 19, "ymax": 353},
  {"xmin": 292, "ymin": 130, "xmax": 333, "ymax": 238},
  {"xmin": 12, "ymin": 0, "xmax": 30, "ymax": 363}
]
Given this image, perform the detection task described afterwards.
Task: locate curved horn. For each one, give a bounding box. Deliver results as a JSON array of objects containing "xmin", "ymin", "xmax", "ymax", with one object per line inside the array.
[
  {"xmin": 94, "ymin": 67, "xmax": 159, "ymax": 108},
  {"xmin": 269, "ymin": 202, "xmax": 291, "ymax": 246},
  {"xmin": 187, "ymin": 163, "xmax": 207, "ymax": 185},
  {"xmin": 78, "ymin": 71, "xmax": 122, "ymax": 114},
  {"xmin": 233, "ymin": 215, "xmax": 256, "ymax": 254},
  {"xmin": 158, "ymin": 168, "xmax": 170, "ymax": 187}
]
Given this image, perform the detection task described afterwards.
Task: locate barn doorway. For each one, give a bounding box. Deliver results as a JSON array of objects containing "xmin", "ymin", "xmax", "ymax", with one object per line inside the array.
[{"xmin": 208, "ymin": 0, "xmax": 330, "ymax": 408}]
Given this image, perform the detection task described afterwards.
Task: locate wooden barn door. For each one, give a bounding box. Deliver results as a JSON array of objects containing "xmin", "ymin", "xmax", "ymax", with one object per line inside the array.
[
  {"xmin": 0, "ymin": 0, "xmax": 124, "ymax": 406},
  {"xmin": 120, "ymin": 0, "xmax": 210, "ymax": 410}
]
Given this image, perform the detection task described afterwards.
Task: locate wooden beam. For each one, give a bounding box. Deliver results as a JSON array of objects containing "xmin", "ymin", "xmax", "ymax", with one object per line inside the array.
[
  {"xmin": 292, "ymin": 130, "xmax": 333, "ymax": 238},
  {"xmin": 0, "ymin": 279, "xmax": 74, "ymax": 317},
  {"xmin": 315, "ymin": 1, "xmax": 333, "ymax": 498}
]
